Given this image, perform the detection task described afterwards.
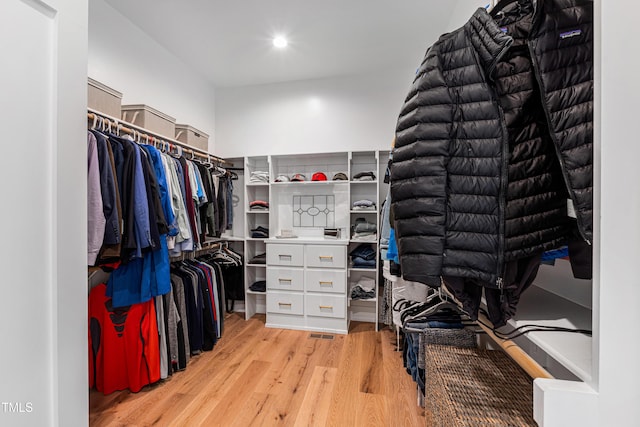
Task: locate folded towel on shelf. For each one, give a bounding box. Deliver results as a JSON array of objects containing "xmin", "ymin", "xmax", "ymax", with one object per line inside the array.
[
  {"xmin": 249, "ymin": 171, "xmax": 269, "ymax": 183},
  {"xmin": 351, "ymin": 232, "xmax": 377, "ymax": 242}
]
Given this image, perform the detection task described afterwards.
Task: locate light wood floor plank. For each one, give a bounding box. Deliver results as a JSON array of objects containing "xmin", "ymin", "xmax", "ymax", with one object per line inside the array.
[
  {"xmin": 356, "ymin": 392, "xmax": 388, "ymax": 427},
  {"xmin": 251, "ymin": 332, "xmax": 335, "ymax": 426},
  {"xmin": 359, "ymin": 328, "xmax": 384, "ymax": 395},
  {"xmin": 89, "ymin": 313, "xmax": 426, "ymax": 426},
  {"xmin": 325, "ymin": 329, "xmax": 362, "ymax": 427},
  {"xmin": 294, "ymin": 366, "xmax": 337, "ymax": 426}
]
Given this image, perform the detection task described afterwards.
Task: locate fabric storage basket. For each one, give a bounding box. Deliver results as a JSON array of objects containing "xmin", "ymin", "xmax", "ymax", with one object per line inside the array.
[
  {"xmin": 175, "ymin": 124, "xmax": 209, "ymax": 151},
  {"xmin": 418, "ymin": 328, "xmax": 477, "ymax": 371},
  {"xmin": 121, "ymin": 104, "xmax": 176, "ymax": 137},
  {"xmin": 87, "ymin": 78, "xmax": 122, "ymax": 118},
  {"xmin": 424, "ymin": 345, "xmax": 536, "ymax": 427}
]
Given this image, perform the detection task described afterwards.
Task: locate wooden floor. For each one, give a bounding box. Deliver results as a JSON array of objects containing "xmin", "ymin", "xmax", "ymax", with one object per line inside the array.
[{"xmin": 90, "ymin": 313, "xmax": 426, "ymax": 426}]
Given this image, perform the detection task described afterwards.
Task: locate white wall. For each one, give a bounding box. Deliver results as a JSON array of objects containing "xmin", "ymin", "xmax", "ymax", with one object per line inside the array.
[
  {"xmin": 1, "ymin": 0, "xmax": 87, "ymax": 426},
  {"xmin": 447, "ymin": 1, "xmax": 487, "ymax": 29},
  {"xmin": 215, "ymin": 68, "xmax": 415, "ymax": 158},
  {"xmin": 88, "ymin": 0, "xmax": 216, "ymax": 150},
  {"xmin": 596, "ymin": 0, "xmax": 640, "ymax": 425},
  {"xmin": 214, "ymin": 1, "xmax": 489, "ymax": 160}
]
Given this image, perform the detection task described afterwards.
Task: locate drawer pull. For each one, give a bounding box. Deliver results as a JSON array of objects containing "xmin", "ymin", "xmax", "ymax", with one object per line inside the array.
[
  {"xmin": 319, "ymin": 281, "xmax": 333, "ymax": 286},
  {"xmin": 279, "ymin": 278, "xmax": 293, "ymax": 283},
  {"xmin": 319, "ymin": 255, "xmax": 333, "ymax": 260},
  {"xmin": 278, "ymin": 302, "xmax": 292, "ymax": 307},
  {"xmin": 279, "ymin": 254, "xmax": 292, "ymax": 260},
  {"xmin": 319, "ymin": 305, "xmax": 333, "ymax": 310}
]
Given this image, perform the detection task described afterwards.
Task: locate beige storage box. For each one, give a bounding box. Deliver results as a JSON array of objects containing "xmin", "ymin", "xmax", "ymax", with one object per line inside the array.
[
  {"xmin": 121, "ymin": 104, "xmax": 176, "ymax": 137},
  {"xmin": 87, "ymin": 78, "xmax": 122, "ymax": 118},
  {"xmin": 175, "ymin": 124, "xmax": 209, "ymax": 151}
]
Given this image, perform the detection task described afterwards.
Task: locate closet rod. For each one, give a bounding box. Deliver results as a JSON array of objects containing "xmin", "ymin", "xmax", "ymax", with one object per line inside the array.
[
  {"xmin": 87, "ymin": 108, "xmax": 230, "ymax": 166},
  {"xmin": 477, "ymin": 313, "xmax": 554, "ymax": 380}
]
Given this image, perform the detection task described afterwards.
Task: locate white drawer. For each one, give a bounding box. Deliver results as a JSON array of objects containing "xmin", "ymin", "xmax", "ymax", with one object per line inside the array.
[
  {"xmin": 267, "ymin": 244, "xmax": 304, "ymax": 267},
  {"xmin": 305, "ymin": 269, "xmax": 347, "ymax": 293},
  {"xmin": 305, "ymin": 294, "xmax": 346, "ymax": 319},
  {"xmin": 267, "ymin": 267, "xmax": 304, "ymax": 291},
  {"xmin": 305, "ymin": 245, "xmax": 346, "ymax": 269},
  {"xmin": 267, "ymin": 291, "xmax": 304, "ymax": 315}
]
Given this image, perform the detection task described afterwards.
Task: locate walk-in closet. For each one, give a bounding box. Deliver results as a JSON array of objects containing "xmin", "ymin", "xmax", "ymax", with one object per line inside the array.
[{"xmin": 1, "ymin": 1, "xmax": 638, "ymax": 426}]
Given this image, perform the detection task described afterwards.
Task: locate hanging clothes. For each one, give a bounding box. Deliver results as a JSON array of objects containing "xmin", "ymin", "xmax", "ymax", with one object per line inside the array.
[
  {"xmin": 389, "ymin": 0, "xmax": 594, "ymax": 324},
  {"xmin": 88, "ymin": 283, "xmax": 161, "ymax": 394},
  {"xmin": 87, "ymin": 131, "xmax": 105, "ymax": 265},
  {"xmin": 92, "ymin": 130, "xmax": 122, "ymax": 263}
]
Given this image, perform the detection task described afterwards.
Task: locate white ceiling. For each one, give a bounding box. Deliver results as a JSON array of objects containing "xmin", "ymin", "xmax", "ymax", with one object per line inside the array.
[{"xmin": 104, "ymin": 0, "xmax": 459, "ymax": 88}]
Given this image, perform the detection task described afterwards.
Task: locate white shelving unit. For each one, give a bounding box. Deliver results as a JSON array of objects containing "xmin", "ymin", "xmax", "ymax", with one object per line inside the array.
[
  {"xmin": 243, "ymin": 156, "xmax": 270, "ymax": 320},
  {"xmin": 233, "ymin": 151, "xmax": 388, "ymax": 330},
  {"xmin": 348, "ymin": 151, "xmax": 381, "ymax": 330}
]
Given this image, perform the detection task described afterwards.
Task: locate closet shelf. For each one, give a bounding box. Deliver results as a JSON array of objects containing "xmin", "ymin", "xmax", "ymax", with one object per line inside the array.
[
  {"xmin": 349, "ymin": 239, "xmax": 379, "ymax": 244},
  {"xmin": 499, "ymin": 285, "xmax": 592, "ymax": 382},
  {"xmin": 350, "ymin": 180, "xmax": 378, "ymax": 184},
  {"xmin": 246, "ymin": 210, "xmax": 269, "ymax": 214},
  {"xmin": 246, "ymin": 290, "xmax": 266, "ymax": 296},
  {"xmin": 246, "ymin": 237, "xmax": 268, "ymax": 241},
  {"xmin": 246, "ymin": 183, "xmax": 269, "ymax": 187},
  {"xmin": 350, "ymin": 210, "xmax": 377, "ymax": 213},
  {"xmin": 349, "ymin": 297, "xmax": 377, "ymax": 303},
  {"xmin": 246, "ymin": 263, "xmax": 266, "ymax": 268},
  {"xmin": 271, "ymin": 181, "xmax": 349, "ymax": 186},
  {"xmin": 349, "ymin": 266, "xmax": 377, "ymax": 272}
]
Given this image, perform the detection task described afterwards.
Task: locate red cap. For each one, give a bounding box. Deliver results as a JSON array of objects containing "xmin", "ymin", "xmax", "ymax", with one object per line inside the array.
[{"xmin": 312, "ymin": 172, "xmax": 327, "ymax": 181}]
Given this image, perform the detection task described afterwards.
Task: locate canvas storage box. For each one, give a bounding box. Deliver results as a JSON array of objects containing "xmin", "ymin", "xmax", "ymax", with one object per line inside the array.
[
  {"xmin": 121, "ymin": 104, "xmax": 176, "ymax": 137},
  {"xmin": 87, "ymin": 78, "xmax": 122, "ymax": 118},
  {"xmin": 424, "ymin": 345, "xmax": 535, "ymax": 427},
  {"xmin": 175, "ymin": 124, "xmax": 209, "ymax": 151}
]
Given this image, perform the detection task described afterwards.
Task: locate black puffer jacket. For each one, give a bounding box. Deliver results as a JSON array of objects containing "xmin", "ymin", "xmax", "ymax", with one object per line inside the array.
[{"xmin": 390, "ymin": 0, "xmax": 593, "ymax": 288}]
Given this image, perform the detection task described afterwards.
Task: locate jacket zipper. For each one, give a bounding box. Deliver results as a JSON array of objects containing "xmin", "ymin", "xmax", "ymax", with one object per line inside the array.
[
  {"xmin": 485, "ymin": 74, "xmax": 508, "ymax": 287},
  {"xmin": 496, "ymin": 102, "xmax": 508, "ymax": 288},
  {"xmin": 528, "ymin": 38, "xmax": 591, "ymax": 245}
]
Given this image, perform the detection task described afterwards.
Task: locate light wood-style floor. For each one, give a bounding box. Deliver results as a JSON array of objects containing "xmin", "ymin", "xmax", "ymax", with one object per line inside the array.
[{"xmin": 90, "ymin": 313, "xmax": 426, "ymax": 426}]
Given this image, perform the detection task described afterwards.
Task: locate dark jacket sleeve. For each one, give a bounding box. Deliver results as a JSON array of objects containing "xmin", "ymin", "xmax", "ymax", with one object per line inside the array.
[
  {"xmin": 93, "ymin": 131, "xmax": 120, "ymax": 246},
  {"xmin": 390, "ymin": 43, "xmax": 453, "ymax": 286}
]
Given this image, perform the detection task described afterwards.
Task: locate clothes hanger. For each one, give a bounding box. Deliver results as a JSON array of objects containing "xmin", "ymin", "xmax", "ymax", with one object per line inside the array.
[
  {"xmin": 401, "ymin": 287, "xmax": 465, "ymax": 325},
  {"xmin": 489, "ymin": 0, "xmax": 519, "ymax": 18}
]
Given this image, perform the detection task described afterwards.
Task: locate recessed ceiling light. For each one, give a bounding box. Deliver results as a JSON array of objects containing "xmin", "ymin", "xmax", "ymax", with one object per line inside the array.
[{"xmin": 273, "ymin": 36, "xmax": 288, "ymax": 49}]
